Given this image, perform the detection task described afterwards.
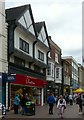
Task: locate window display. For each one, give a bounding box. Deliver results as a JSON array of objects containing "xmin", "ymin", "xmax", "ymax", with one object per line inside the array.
[{"xmin": 10, "ymin": 84, "xmax": 41, "ymax": 110}]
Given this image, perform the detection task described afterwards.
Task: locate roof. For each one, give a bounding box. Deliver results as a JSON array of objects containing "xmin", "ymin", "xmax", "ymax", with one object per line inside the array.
[
  {"xmin": 35, "ymin": 22, "xmax": 45, "ymax": 34},
  {"xmin": 35, "ymin": 21, "xmax": 50, "ymax": 49},
  {"xmin": 5, "ymin": 4, "xmax": 29, "ymax": 21},
  {"xmin": 62, "ymin": 56, "xmax": 78, "ymax": 66},
  {"xmin": 48, "ymin": 36, "xmax": 61, "ymax": 52},
  {"xmin": 5, "ymin": 4, "xmax": 37, "ymax": 37}
]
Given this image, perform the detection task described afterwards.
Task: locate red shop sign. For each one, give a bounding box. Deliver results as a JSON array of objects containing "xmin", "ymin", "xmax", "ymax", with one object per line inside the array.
[{"xmin": 11, "ymin": 74, "xmax": 47, "ymax": 88}]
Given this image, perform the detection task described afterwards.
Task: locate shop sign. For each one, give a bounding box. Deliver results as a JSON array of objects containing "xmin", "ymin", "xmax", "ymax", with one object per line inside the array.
[
  {"xmin": 11, "ymin": 74, "xmax": 47, "ymax": 88},
  {"xmin": 26, "ymin": 77, "xmax": 35, "ymax": 85},
  {"xmin": 7, "ymin": 75, "xmax": 16, "ymax": 82}
]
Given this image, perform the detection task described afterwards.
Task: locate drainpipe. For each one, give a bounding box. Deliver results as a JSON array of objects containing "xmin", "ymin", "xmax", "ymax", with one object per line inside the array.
[
  {"xmin": 33, "ymin": 40, "xmax": 37, "ymax": 58},
  {"xmin": 46, "ymin": 50, "xmax": 50, "ymax": 65}
]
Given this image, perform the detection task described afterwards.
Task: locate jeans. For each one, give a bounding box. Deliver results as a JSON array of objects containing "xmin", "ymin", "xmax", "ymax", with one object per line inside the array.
[
  {"xmin": 49, "ymin": 103, "xmax": 54, "ymax": 114},
  {"xmin": 14, "ymin": 104, "xmax": 18, "ymax": 114},
  {"xmin": 22, "ymin": 106, "xmax": 25, "ymax": 114}
]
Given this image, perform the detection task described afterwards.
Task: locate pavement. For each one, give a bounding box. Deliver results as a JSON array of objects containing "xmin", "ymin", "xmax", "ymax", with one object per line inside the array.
[{"xmin": 2, "ymin": 103, "xmax": 84, "ymax": 119}]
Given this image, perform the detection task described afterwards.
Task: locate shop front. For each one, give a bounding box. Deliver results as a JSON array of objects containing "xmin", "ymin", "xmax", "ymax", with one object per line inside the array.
[
  {"xmin": 9, "ymin": 74, "xmax": 47, "ymax": 110},
  {"xmin": 47, "ymin": 81, "xmax": 57, "ymax": 97},
  {"xmin": 63, "ymin": 85, "xmax": 70, "ymax": 95}
]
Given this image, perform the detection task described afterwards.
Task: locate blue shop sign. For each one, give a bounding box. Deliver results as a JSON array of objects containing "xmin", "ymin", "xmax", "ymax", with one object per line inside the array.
[{"xmin": 7, "ymin": 75, "xmax": 16, "ymax": 82}]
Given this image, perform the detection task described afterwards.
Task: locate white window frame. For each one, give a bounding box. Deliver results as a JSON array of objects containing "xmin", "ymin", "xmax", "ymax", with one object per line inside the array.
[
  {"xmin": 47, "ymin": 62, "xmax": 54, "ymax": 77},
  {"xmin": 55, "ymin": 53, "xmax": 58, "ymax": 63},
  {"xmin": 56, "ymin": 67, "xmax": 59, "ymax": 78}
]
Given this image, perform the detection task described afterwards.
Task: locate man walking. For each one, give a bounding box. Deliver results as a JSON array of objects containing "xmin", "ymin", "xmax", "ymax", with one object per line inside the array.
[{"xmin": 47, "ymin": 92, "xmax": 55, "ymax": 114}]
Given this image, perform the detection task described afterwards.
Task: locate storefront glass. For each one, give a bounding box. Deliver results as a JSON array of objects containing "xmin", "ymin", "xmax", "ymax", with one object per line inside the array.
[{"xmin": 10, "ymin": 84, "xmax": 41, "ymax": 110}]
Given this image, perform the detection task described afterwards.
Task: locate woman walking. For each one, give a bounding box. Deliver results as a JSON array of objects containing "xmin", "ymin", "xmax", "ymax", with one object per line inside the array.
[{"xmin": 57, "ymin": 95, "xmax": 66, "ymax": 118}]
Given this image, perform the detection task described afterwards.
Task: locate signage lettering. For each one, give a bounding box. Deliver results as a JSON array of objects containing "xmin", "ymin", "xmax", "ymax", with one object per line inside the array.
[
  {"xmin": 26, "ymin": 77, "xmax": 35, "ymax": 85},
  {"xmin": 7, "ymin": 75, "xmax": 16, "ymax": 81}
]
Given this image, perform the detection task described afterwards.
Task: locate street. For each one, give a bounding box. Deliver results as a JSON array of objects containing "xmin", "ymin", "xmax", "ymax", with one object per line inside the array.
[{"xmin": 4, "ymin": 103, "xmax": 84, "ymax": 119}]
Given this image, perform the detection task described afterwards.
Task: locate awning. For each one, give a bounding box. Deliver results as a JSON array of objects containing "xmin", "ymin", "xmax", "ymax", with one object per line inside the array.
[
  {"xmin": 73, "ymin": 88, "xmax": 84, "ymax": 93},
  {"xmin": 11, "ymin": 74, "xmax": 48, "ymax": 88}
]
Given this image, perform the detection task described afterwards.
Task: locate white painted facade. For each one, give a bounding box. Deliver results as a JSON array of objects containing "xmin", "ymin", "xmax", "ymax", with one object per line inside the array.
[
  {"xmin": 0, "ymin": 0, "xmax": 8, "ymax": 111},
  {"xmin": 14, "ymin": 27, "xmax": 34, "ymax": 57},
  {"xmin": 35, "ymin": 44, "xmax": 47, "ymax": 64},
  {"xmin": 38, "ymin": 26, "xmax": 48, "ymax": 47},
  {"xmin": 14, "ymin": 9, "xmax": 48, "ymax": 66},
  {"xmin": 18, "ymin": 10, "xmax": 35, "ymax": 36},
  {"xmin": 0, "ymin": 0, "xmax": 8, "ymax": 73}
]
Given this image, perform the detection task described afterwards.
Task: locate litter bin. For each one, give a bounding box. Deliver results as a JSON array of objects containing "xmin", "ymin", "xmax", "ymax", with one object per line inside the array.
[{"xmin": 25, "ymin": 101, "xmax": 35, "ymax": 116}]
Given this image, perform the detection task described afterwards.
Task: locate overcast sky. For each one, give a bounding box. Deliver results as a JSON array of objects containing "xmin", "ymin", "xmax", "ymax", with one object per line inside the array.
[{"xmin": 5, "ymin": 0, "xmax": 83, "ymax": 64}]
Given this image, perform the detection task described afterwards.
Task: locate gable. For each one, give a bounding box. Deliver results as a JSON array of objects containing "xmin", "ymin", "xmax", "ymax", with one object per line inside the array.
[
  {"xmin": 38, "ymin": 26, "xmax": 49, "ymax": 47},
  {"xmin": 18, "ymin": 9, "xmax": 35, "ymax": 36}
]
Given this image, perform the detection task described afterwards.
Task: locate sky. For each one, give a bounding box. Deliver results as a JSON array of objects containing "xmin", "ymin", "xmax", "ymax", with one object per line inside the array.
[{"xmin": 5, "ymin": 0, "xmax": 83, "ymax": 64}]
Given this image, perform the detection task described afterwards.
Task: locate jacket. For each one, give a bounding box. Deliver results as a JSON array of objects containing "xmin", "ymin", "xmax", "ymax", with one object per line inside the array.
[
  {"xmin": 47, "ymin": 95, "xmax": 55, "ymax": 104},
  {"xmin": 14, "ymin": 95, "xmax": 20, "ymax": 105}
]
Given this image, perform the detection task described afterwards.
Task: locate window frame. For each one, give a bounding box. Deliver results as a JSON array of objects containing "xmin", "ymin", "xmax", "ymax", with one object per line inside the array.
[
  {"xmin": 38, "ymin": 50, "xmax": 44, "ymax": 61},
  {"xmin": 55, "ymin": 53, "xmax": 59, "ymax": 63},
  {"xmin": 19, "ymin": 38, "xmax": 29, "ymax": 54}
]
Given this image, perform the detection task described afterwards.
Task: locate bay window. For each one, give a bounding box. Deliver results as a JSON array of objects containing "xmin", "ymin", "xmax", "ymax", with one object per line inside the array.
[{"xmin": 47, "ymin": 62, "xmax": 54, "ymax": 77}]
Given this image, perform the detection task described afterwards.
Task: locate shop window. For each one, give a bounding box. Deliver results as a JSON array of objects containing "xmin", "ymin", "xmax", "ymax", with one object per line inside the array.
[
  {"xmin": 19, "ymin": 38, "xmax": 29, "ymax": 54},
  {"xmin": 14, "ymin": 56, "xmax": 25, "ymax": 66},
  {"xmin": 10, "ymin": 85, "xmax": 41, "ymax": 110},
  {"xmin": 38, "ymin": 50, "xmax": 44, "ymax": 61}
]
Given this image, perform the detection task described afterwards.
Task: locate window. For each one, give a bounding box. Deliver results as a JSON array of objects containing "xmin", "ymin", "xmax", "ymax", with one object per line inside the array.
[
  {"xmin": 19, "ymin": 38, "xmax": 29, "ymax": 54},
  {"xmin": 47, "ymin": 63, "xmax": 51, "ymax": 75},
  {"xmin": 52, "ymin": 64, "xmax": 54, "ymax": 77},
  {"xmin": 14, "ymin": 56, "xmax": 25, "ymax": 66},
  {"xmin": 55, "ymin": 53, "xmax": 58, "ymax": 63},
  {"xmin": 38, "ymin": 50, "xmax": 44, "ymax": 61},
  {"xmin": 47, "ymin": 63, "xmax": 54, "ymax": 77},
  {"xmin": 56, "ymin": 68, "xmax": 59, "ymax": 78}
]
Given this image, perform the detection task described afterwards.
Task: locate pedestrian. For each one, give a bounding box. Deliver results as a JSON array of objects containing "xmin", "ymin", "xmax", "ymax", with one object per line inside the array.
[
  {"xmin": 54, "ymin": 95, "xmax": 58, "ymax": 105},
  {"xmin": 57, "ymin": 95, "xmax": 66, "ymax": 118},
  {"xmin": 82, "ymin": 94, "xmax": 84, "ymax": 115},
  {"xmin": 14, "ymin": 94, "xmax": 20, "ymax": 114},
  {"xmin": 65, "ymin": 94, "xmax": 69, "ymax": 104},
  {"xmin": 19, "ymin": 94, "xmax": 27, "ymax": 115},
  {"xmin": 82, "ymin": 94, "xmax": 84, "ymax": 106},
  {"xmin": 69, "ymin": 94, "xmax": 73, "ymax": 105},
  {"xmin": 47, "ymin": 92, "xmax": 55, "ymax": 114},
  {"xmin": 76, "ymin": 94, "xmax": 82, "ymax": 114}
]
